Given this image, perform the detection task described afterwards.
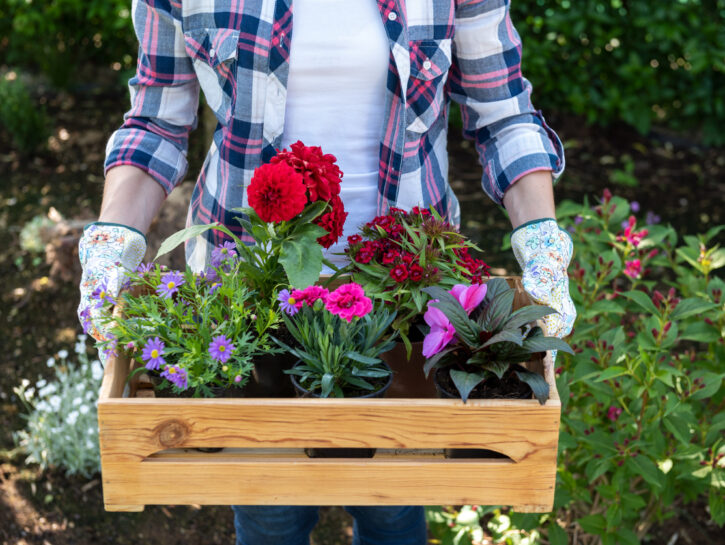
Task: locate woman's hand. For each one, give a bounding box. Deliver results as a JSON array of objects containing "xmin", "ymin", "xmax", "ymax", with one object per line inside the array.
[{"xmin": 77, "ymin": 223, "xmax": 146, "ymax": 342}]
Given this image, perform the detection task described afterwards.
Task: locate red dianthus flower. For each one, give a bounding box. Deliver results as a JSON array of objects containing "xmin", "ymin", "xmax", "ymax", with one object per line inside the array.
[
  {"xmin": 314, "ymin": 195, "xmax": 348, "ymax": 249},
  {"xmin": 389, "ymin": 264, "xmax": 409, "ymax": 283},
  {"xmin": 409, "ymin": 263, "xmax": 424, "ymax": 282},
  {"xmin": 271, "ymin": 140, "xmax": 342, "ymax": 202},
  {"xmin": 247, "ymin": 162, "xmax": 307, "ymax": 223}
]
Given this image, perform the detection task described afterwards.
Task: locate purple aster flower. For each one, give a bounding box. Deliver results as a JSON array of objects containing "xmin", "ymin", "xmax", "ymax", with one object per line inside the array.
[
  {"xmin": 102, "ymin": 334, "xmax": 118, "ymax": 359},
  {"xmin": 210, "ymin": 241, "xmax": 238, "ymax": 268},
  {"xmin": 209, "ymin": 335, "xmax": 235, "ymax": 363},
  {"xmin": 92, "ymin": 280, "xmax": 115, "ymax": 309},
  {"xmin": 156, "ymin": 271, "xmax": 185, "ymax": 299},
  {"xmin": 277, "ymin": 289, "xmax": 299, "ymax": 316},
  {"xmin": 202, "ymin": 267, "xmax": 220, "ymax": 283},
  {"xmin": 574, "ymin": 215, "xmax": 584, "ymax": 225},
  {"xmin": 79, "ymin": 307, "xmax": 92, "ymax": 334},
  {"xmin": 646, "ymin": 211, "xmax": 661, "ymax": 225},
  {"xmin": 136, "ymin": 262, "xmax": 154, "ymax": 274},
  {"xmin": 630, "ymin": 201, "xmax": 640, "ymax": 213},
  {"xmin": 161, "ymin": 365, "xmax": 188, "ymax": 390},
  {"xmin": 142, "ymin": 337, "xmax": 166, "ymax": 370}
]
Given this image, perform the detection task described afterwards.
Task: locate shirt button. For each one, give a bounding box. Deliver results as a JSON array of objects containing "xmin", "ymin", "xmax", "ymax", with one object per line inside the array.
[
  {"xmin": 423, "ymin": 60, "xmax": 432, "ymax": 70},
  {"xmin": 388, "ymin": 11, "xmax": 397, "ymax": 21},
  {"xmin": 209, "ymin": 48, "xmax": 216, "ymax": 58}
]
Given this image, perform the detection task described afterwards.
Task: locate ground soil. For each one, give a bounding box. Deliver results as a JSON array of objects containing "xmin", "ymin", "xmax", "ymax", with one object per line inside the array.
[{"xmin": 1, "ymin": 68, "xmax": 723, "ymax": 544}]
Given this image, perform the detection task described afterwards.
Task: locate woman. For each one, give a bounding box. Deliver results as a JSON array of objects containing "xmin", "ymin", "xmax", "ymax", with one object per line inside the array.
[{"xmin": 78, "ymin": 0, "xmax": 575, "ymax": 543}]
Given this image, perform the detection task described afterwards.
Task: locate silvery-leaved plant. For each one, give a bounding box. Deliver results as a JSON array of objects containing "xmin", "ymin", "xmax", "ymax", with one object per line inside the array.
[{"xmin": 13, "ymin": 334, "xmax": 103, "ymax": 477}]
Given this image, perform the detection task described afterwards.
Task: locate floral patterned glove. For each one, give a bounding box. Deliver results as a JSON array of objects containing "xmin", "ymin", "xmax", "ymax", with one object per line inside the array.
[
  {"xmin": 511, "ymin": 218, "xmax": 576, "ymax": 361},
  {"xmin": 77, "ymin": 223, "xmax": 146, "ymax": 342}
]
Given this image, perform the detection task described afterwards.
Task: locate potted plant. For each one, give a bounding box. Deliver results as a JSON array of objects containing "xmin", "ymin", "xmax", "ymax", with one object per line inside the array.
[
  {"xmin": 421, "ymin": 278, "xmax": 573, "ymax": 457},
  {"xmin": 343, "ymin": 206, "xmax": 489, "ymax": 395},
  {"xmin": 273, "ymin": 282, "xmax": 397, "ymax": 457},
  {"xmin": 153, "ymin": 141, "xmax": 349, "ymax": 395},
  {"xmin": 97, "ymin": 254, "xmax": 279, "ymax": 399}
]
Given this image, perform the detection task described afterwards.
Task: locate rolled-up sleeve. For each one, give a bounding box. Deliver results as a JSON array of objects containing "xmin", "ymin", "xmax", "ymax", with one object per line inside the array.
[
  {"xmin": 448, "ymin": 0, "xmax": 565, "ymax": 205},
  {"xmin": 104, "ymin": 0, "xmax": 200, "ymax": 195}
]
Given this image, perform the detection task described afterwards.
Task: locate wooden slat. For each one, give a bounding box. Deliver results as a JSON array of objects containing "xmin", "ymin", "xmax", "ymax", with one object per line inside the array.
[{"xmin": 101, "ymin": 451, "xmax": 555, "ymax": 511}]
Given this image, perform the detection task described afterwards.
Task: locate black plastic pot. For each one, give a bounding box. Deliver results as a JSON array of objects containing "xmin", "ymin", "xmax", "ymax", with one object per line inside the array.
[
  {"xmin": 290, "ymin": 362, "xmax": 393, "ymax": 458},
  {"xmin": 245, "ymin": 351, "xmax": 298, "ymax": 397},
  {"xmin": 434, "ymin": 367, "xmax": 526, "ymax": 459}
]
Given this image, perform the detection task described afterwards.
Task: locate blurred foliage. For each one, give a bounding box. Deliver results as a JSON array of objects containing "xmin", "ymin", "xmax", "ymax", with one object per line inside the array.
[
  {"xmin": 0, "ymin": 75, "xmax": 50, "ymax": 153},
  {"xmin": 0, "ymin": 0, "xmax": 136, "ymax": 88},
  {"xmin": 511, "ymin": 0, "xmax": 725, "ymax": 144}
]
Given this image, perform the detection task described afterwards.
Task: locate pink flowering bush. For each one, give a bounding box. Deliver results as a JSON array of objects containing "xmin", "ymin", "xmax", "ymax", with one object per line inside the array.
[
  {"xmin": 540, "ymin": 189, "xmax": 725, "ymax": 542},
  {"xmin": 274, "ymin": 282, "xmax": 397, "ymax": 398}
]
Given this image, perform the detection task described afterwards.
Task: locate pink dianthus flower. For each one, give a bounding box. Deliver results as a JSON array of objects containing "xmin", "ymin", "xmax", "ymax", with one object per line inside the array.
[{"xmin": 325, "ymin": 283, "xmax": 373, "ymax": 322}]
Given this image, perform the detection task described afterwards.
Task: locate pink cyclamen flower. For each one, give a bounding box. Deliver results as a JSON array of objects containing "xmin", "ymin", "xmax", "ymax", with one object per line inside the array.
[
  {"xmin": 325, "ymin": 283, "xmax": 373, "ymax": 322},
  {"xmin": 449, "ymin": 283, "xmax": 487, "ymax": 315},
  {"xmin": 624, "ymin": 259, "xmax": 642, "ymax": 279},
  {"xmin": 292, "ymin": 285, "xmax": 330, "ymax": 309},
  {"xmin": 607, "ymin": 406, "xmax": 622, "ymax": 422},
  {"xmin": 422, "ymin": 304, "xmax": 457, "ymax": 357}
]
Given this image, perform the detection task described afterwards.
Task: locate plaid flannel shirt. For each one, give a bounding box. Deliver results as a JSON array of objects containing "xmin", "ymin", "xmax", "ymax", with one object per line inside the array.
[{"xmin": 105, "ymin": 0, "xmax": 565, "ymax": 269}]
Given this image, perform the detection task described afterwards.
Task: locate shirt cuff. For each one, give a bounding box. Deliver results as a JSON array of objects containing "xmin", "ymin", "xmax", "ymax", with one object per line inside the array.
[{"xmin": 104, "ymin": 128, "xmax": 189, "ymax": 196}]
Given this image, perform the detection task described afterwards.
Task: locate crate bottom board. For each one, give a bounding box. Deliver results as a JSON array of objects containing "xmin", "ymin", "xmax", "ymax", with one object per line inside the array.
[{"xmin": 101, "ymin": 449, "xmax": 555, "ymax": 513}]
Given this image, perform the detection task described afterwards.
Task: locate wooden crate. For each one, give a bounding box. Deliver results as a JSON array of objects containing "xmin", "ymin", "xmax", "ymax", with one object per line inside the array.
[{"xmin": 97, "ymin": 278, "xmax": 560, "ymax": 512}]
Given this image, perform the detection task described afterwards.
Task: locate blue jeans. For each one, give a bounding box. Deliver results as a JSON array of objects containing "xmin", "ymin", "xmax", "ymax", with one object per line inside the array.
[{"xmin": 231, "ymin": 505, "xmax": 427, "ymax": 545}]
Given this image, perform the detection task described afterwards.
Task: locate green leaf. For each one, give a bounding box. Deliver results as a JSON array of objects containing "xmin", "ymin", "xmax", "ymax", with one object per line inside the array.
[
  {"xmin": 664, "ymin": 414, "xmax": 694, "ymax": 445},
  {"xmin": 548, "ymin": 522, "xmax": 568, "ymax": 545},
  {"xmin": 502, "ymin": 304, "xmax": 556, "ymax": 330},
  {"xmin": 449, "ymin": 369, "xmax": 486, "ymax": 403},
  {"xmin": 477, "ymin": 359, "xmax": 508, "ymax": 379},
  {"xmin": 155, "ymin": 222, "xmax": 237, "ymax": 261},
  {"xmin": 320, "ymin": 373, "xmax": 334, "ymax": 398},
  {"xmin": 481, "ymin": 287, "xmax": 515, "ymax": 331},
  {"xmin": 629, "ymin": 455, "xmax": 664, "ymax": 490},
  {"xmin": 482, "ymin": 328, "xmax": 524, "ymax": 347},
  {"xmin": 577, "ymin": 514, "xmax": 606, "ymax": 535},
  {"xmin": 346, "ymin": 351, "xmax": 380, "ymax": 365},
  {"xmin": 710, "ymin": 487, "xmax": 725, "ymax": 526},
  {"xmin": 670, "ymin": 298, "xmax": 718, "ymax": 320},
  {"xmin": 515, "ymin": 369, "xmax": 549, "ymax": 404},
  {"xmin": 422, "ymin": 346, "xmax": 457, "ymax": 377},
  {"xmin": 522, "ymin": 335, "xmax": 574, "ymax": 355},
  {"xmin": 680, "ymin": 322, "xmax": 721, "ymax": 343},
  {"xmin": 621, "ymin": 290, "xmax": 660, "ymax": 316},
  {"xmin": 595, "ymin": 366, "xmax": 629, "ymax": 382},
  {"xmin": 422, "ymin": 286, "xmax": 479, "ymax": 344},
  {"xmin": 690, "ymin": 372, "xmax": 723, "ymax": 400},
  {"xmin": 279, "ymin": 231, "xmax": 324, "ymax": 288}
]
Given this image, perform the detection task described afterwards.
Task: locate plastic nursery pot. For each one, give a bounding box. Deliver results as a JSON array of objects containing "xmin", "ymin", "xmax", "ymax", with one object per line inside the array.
[
  {"xmin": 245, "ymin": 351, "xmax": 298, "ymax": 398},
  {"xmin": 290, "ymin": 361, "xmax": 393, "ymax": 459},
  {"xmin": 434, "ymin": 367, "xmax": 531, "ymax": 459}
]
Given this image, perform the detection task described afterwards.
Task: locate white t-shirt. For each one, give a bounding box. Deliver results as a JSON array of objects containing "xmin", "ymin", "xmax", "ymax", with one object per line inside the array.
[{"xmin": 280, "ymin": 0, "xmax": 390, "ymax": 268}]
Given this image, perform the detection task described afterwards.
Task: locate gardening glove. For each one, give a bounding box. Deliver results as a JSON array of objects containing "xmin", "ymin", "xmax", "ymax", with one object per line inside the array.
[
  {"xmin": 511, "ymin": 218, "xmax": 576, "ymax": 362},
  {"xmin": 77, "ymin": 222, "xmax": 146, "ymax": 343}
]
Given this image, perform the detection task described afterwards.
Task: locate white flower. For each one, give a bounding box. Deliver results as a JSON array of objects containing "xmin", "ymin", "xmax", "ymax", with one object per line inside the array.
[
  {"xmin": 24, "ymin": 388, "xmax": 35, "ymax": 400},
  {"xmin": 66, "ymin": 411, "xmax": 79, "ymax": 426},
  {"xmin": 46, "ymin": 357, "xmax": 55, "ymax": 367},
  {"xmin": 49, "ymin": 395, "xmax": 61, "ymax": 410},
  {"xmin": 58, "ymin": 349, "xmax": 69, "ymax": 359},
  {"xmin": 36, "ymin": 379, "xmax": 47, "ymax": 388},
  {"xmin": 38, "ymin": 384, "xmax": 56, "ymax": 397},
  {"xmin": 72, "ymin": 397, "xmax": 82, "ymax": 406},
  {"xmin": 91, "ymin": 360, "xmax": 104, "ymax": 381},
  {"xmin": 79, "ymin": 405, "xmax": 90, "ymax": 415},
  {"xmin": 86, "ymin": 440, "xmax": 95, "ymax": 449},
  {"xmin": 21, "ymin": 379, "xmax": 30, "ymax": 388}
]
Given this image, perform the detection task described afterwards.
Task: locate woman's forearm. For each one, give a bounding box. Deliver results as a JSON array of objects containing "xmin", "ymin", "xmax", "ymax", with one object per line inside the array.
[
  {"xmin": 502, "ymin": 169, "xmax": 556, "ymax": 229},
  {"xmin": 98, "ymin": 165, "xmax": 167, "ymax": 234}
]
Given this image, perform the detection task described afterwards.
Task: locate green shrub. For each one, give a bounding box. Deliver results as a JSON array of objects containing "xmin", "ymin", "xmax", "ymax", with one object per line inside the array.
[
  {"xmin": 429, "ymin": 190, "xmax": 724, "ymax": 544},
  {"xmin": 0, "ymin": 75, "xmax": 50, "ymax": 153},
  {"xmin": 13, "ymin": 335, "xmax": 103, "ymax": 478},
  {"xmin": 511, "ymin": 0, "xmax": 725, "ymax": 144},
  {"xmin": 0, "ymin": 0, "xmax": 136, "ymax": 88}
]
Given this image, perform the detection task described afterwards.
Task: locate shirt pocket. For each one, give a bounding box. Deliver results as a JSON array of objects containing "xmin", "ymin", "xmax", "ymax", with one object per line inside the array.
[
  {"xmin": 406, "ymin": 38, "xmax": 452, "ymax": 134},
  {"xmin": 183, "ymin": 28, "xmax": 240, "ymax": 126}
]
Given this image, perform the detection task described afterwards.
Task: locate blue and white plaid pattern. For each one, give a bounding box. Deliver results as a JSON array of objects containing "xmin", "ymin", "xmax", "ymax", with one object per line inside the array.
[{"xmin": 105, "ymin": 0, "xmax": 565, "ymax": 270}]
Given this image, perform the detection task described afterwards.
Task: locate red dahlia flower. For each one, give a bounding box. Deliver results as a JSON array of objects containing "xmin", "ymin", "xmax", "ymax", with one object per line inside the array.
[
  {"xmin": 271, "ymin": 140, "xmax": 342, "ymax": 202},
  {"xmin": 247, "ymin": 162, "xmax": 307, "ymax": 223},
  {"xmin": 314, "ymin": 195, "xmax": 348, "ymax": 249}
]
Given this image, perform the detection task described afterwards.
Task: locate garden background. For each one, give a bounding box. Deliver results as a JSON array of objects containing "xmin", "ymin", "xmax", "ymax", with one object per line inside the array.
[{"xmin": 1, "ymin": 0, "xmax": 723, "ymax": 544}]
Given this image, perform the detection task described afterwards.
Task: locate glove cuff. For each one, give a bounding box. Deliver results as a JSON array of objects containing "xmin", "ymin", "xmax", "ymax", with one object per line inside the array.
[
  {"xmin": 510, "ymin": 218, "xmax": 573, "ymax": 269},
  {"xmin": 83, "ymin": 221, "xmax": 147, "ymax": 244}
]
